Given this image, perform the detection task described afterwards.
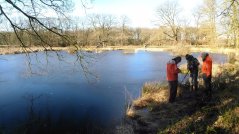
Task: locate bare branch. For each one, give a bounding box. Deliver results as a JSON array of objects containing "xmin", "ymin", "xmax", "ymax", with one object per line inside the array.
[
  {"xmin": 6, "ymin": 0, "xmax": 67, "ymax": 39},
  {"xmin": 217, "ymin": 0, "xmax": 236, "ymax": 17}
]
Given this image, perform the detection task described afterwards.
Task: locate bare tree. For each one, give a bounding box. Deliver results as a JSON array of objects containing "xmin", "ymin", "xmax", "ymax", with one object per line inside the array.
[
  {"xmin": 218, "ymin": 0, "xmax": 239, "ymax": 16},
  {"xmin": 134, "ymin": 28, "xmax": 142, "ymax": 45},
  {"xmin": 192, "ymin": 7, "xmax": 203, "ymax": 46},
  {"xmin": 0, "ymin": 0, "xmax": 75, "ymax": 51},
  {"xmin": 119, "ymin": 15, "xmax": 130, "ymax": 45},
  {"xmin": 155, "ymin": 0, "xmax": 182, "ymax": 44},
  {"xmin": 88, "ymin": 13, "xmax": 117, "ymax": 47},
  {"xmin": 219, "ymin": 0, "xmax": 239, "ymax": 47},
  {"xmin": 200, "ymin": 0, "xmax": 217, "ymax": 46},
  {"xmin": 0, "ymin": 0, "xmax": 99, "ymax": 79}
]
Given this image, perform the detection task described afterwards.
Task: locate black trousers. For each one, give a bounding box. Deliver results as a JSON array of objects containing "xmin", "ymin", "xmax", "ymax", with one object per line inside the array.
[
  {"xmin": 203, "ymin": 74, "xmax": 212, "ymax": 99},
  {"xmin": 189, "ymin": 71, "xmax": 198, "ymax": 91},
  {"xmin": 168, "ymin": 80, "xmax": 178, "ymax": 103}
]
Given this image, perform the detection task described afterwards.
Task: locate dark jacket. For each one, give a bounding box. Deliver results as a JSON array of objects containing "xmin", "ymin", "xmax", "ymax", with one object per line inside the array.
[{"xmin": 187, "ymin": 57, "xmax": 200, "ymax": 73}]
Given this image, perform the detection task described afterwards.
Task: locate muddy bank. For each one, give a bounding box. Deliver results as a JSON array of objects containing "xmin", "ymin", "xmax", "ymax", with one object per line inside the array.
[{"xmin": 126, "ymin": 63, "xmax": 239, "ymax": 134}]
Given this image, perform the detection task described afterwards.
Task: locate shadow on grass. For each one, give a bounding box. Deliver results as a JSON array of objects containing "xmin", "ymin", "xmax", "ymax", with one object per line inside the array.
[
  {"xmin": 169, "ymin": 71, "xmax": 239, "ymax": 134},
  {"xmin": 162, "ymin": 92, "xmax": 239, "ymax": 134},
  {"xmin": 129, "ymin": 68, "xmax": 239, "ymax": 134}
]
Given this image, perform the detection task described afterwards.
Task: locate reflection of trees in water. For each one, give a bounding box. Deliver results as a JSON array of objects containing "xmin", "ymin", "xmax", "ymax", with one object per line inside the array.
[
  {"xmin": 14, "ymin": 94, "xmax": 50, "ymax": 134},
  {"xmin": 18, "ymin": 51, "xmax": 99, "ymax": 85},
  {"xmin": 0, "ymin": 93, "xmax": 109, "ymax": 134}
]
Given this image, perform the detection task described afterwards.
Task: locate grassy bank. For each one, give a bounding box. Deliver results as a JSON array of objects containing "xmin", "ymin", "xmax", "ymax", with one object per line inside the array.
[
  {"xmin": 0, "ymin": 46, "xmax": 67, "ymax": 55},
  {"xmin": 127, "ymin": 63, "xmax": 239, "ymax": 134}
]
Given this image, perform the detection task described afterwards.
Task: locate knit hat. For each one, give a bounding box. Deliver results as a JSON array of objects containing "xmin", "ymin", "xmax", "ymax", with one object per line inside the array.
[
  {"xmin": 185, "ymin": 54, "xmax": 193, "ymax": 60},
  {"xmin": 173, "ymin": 56, "xmax": 181, "ymax": 64}
]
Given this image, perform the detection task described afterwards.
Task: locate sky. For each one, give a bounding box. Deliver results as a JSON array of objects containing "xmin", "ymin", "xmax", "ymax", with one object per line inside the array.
[
  {"xmin": 0, "ymin": 0, "xmax": 204, "ymax": 30},
  {"xmin": 73, "ymin": 0, "xmax": 203, "ymax": 28}
]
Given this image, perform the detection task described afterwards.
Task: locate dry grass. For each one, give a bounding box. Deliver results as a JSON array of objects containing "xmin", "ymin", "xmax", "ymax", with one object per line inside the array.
[
  {"xmin": 0, "ymin": 46, "xmax": 66, "ymax": 55},
  {"xmin": 127, "ymin": 63, "xmax": 239, "ymax": 134},
  {"xmin": 126, "ymin": 82, "xmax": 168, "ymax": 119},
  {"xmin": 162, "ymin": 89, "xmax": 239, "ymax": 134},
  {"xmin": 133, "ymin": 82, "xmax": 168, "ymax": 109},
  {"xmin": 179, "ymin": 62, "xmax": 232, "ymax": 78},
  {"xmin": 126, "ymin": 108, "xmax": 135, "ymax": 118},
  {"xmin": 212, "ymin": 107, "xmax": 239, "ymax": 133},
  {"xmin": 170, "ymin": 46, "xmax": 191, "ymax": 56},
  {"xmin": 1, "ymin": 45, "xmax": 239, "ymax": 57},
  {"xmin": 122, "ymin": 49, "xmax": 136, "ymax": 54},
  {"xmin": 115, "ymin": 124, "xmax": 134, "ymax": 134},
  {"xmin": 132, "ymin": 91, "xmax": 168, "ymax": 109}
]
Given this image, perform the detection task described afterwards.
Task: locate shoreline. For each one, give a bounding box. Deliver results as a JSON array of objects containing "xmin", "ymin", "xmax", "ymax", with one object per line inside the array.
[
  {"xmin": 0, "ymin": 45, "xmax": 239, "ymax": 56},
  {"xmin": 126, "ymin": 63, "xmax": 239, "ymax": 133}
]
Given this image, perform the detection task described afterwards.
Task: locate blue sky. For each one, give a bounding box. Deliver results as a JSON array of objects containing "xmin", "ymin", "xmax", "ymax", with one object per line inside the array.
[{"xmin": 73, "ymin": 0, "xmax": 203, "ymax": 28}]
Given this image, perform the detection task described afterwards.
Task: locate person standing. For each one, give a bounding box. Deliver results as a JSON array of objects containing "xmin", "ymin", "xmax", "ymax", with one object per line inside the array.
[
  {"xmin": 185, "ymin": 54, "xmax": 200, "ymax": 91},
  {"xmin": 166, "ymin": 56, "xmax": 181, "ymax": 103},
  {"xmin": 201, "ymin": 52, "xmax": 212, "ymax": 100}
]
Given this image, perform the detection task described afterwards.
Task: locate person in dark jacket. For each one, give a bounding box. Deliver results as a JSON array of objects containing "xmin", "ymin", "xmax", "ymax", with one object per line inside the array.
[
  {"xmin": 201, "ymin": 52, "xmax": 212, "ymax": 100},
  {"xmin": 166, "ymin": 56, "xmax": 181, "ymax": 103},
  {"xmin": 185, "ymin": 54, "xmax": 200, "ymax": 91}
]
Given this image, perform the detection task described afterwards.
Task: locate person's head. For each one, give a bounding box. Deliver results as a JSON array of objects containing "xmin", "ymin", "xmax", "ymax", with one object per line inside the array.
[
  {"xmin": 172, "ymin": 56, "xmax": 181, "ymax": 64},
  {"xmin": 185, "ymin": 54, "xmax": 193, "ymax": 61},
  {"xmin": 201, "ymin": 52, "xmax": 209, "ymax": 62}
]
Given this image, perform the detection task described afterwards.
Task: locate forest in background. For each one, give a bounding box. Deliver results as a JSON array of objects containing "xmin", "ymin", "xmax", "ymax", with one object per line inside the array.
[{"xmin": 0, "ymin": 0, "xmax": 238, "ymax": 48}]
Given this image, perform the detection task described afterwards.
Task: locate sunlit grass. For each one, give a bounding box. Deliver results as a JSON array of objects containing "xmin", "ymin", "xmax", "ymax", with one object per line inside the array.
[
  {"xmin": 127, "ymin": 62, "xmax": 239, "ymax": 134},
  {"xmin": 132, "ymin": 82, "xmax": 168, "ymax": 109}
]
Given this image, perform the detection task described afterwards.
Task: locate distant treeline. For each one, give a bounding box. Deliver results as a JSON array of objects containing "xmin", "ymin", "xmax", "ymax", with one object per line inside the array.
[
  {"xmin": 0, "ymin": 0, "xmax": 238, "ymax": 48},
  {"xmin": 0, "ymin": 26, "xmax": 236, "ymax": 48}
]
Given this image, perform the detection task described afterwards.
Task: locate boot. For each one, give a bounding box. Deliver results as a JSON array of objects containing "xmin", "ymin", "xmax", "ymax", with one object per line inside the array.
[
  {"xmin": 190, "ymin": 85, "xmax": 193, "ymax": 91},
  {"xmin": 194, "ymin": 85, "xmax": 198, "ymax": 91}
]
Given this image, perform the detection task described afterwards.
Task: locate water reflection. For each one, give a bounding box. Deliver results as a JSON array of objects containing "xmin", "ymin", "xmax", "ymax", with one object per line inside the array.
[{"xmin": 0, "ymin": 50, "xmax": 228, "ymax": 133}]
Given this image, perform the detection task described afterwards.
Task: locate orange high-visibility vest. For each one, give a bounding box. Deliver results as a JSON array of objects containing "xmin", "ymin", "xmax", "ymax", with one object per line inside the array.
[
  {"xmin": 202, "ymin": 56, "xmax": 212, "ymax": 77},
  {"xmin": 167, "ymin": 60, "xmax": 180, "ymax": 81}
]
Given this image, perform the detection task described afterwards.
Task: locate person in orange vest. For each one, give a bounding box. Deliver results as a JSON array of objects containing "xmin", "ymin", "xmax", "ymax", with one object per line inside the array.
[
  {"xmin": 201, "ymin": 52, "xmax": 212, "ymax": 100},
  {"xmin": 166, "ymin": 56, "xmax": 181, "ymax": 103}
]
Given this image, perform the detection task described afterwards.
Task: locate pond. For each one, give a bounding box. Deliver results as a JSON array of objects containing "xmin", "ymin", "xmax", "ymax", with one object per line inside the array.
[{"xmin": 0, "ymin": 50, "xmax": 228, "ymax": 133}]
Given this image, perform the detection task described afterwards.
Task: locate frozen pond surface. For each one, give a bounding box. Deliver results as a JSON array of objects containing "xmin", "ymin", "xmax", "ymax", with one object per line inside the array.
[{"xmin": 0, "ymin": 50, "xmax": 228, "ymax": 133}]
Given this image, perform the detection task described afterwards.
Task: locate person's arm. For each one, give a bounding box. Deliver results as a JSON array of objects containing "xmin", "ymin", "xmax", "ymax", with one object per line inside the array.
[
  {"xmin": 195, "ymin": 59, "xmax": 200, "ymax": 66},
  {"xmin": 174, "ymin": 64, "xmax": 181, "ymax": 74},
  {"xmin": 177, "ymin": 68, "xmax": 181, "ymax": 73}
]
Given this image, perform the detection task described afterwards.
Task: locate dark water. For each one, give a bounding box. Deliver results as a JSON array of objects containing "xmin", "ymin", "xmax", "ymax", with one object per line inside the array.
[{"xmin": 0, "ymin": 50, "xmax": 228, "ymax": 133}]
